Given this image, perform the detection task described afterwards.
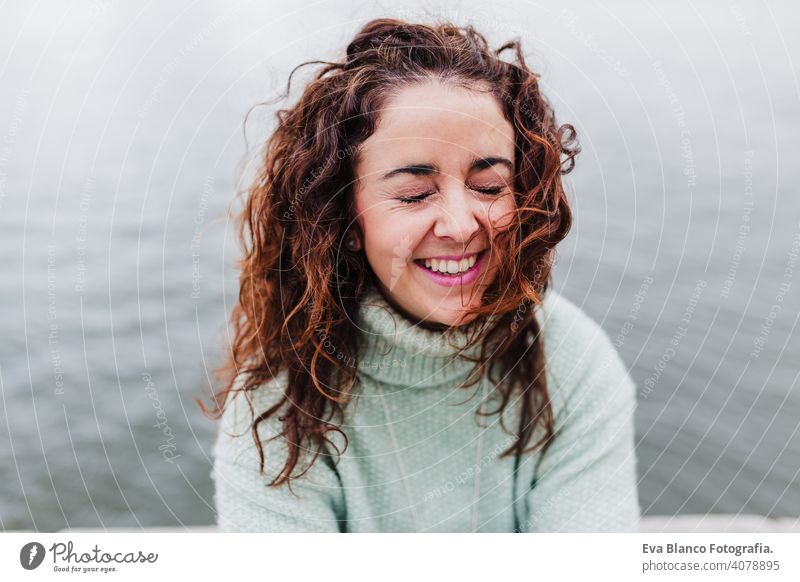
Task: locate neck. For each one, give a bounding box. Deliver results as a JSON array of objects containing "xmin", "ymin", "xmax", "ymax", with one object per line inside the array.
[
  {"xmin": 355, "ymin": 283, "xmax": 489, "ymax": 388},
  {"xmin": 373, "ymin": 285, "xmax": 450, "ymax": 332}
]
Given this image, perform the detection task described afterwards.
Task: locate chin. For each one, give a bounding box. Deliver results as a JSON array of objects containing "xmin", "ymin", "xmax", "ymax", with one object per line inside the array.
[
  {"xmin": 448, "ymin": 309, "xmax": 482, "ymax": 328},
  {"xmin": 421, "ymin": 297, "xmax": 483, "ymax": 328},
  {"xmin": 380, "ymin": 268, "xmax": 490, "ymax": 327}
]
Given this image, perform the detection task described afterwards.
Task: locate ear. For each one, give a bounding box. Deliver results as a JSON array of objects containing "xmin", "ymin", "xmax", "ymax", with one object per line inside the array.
[{"xmin": 346, "ymin": 230, "xmax": 362, "ymax": 251}]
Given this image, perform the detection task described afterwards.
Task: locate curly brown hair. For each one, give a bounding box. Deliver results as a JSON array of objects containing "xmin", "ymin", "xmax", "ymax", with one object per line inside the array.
[{"xmin": 199, "ymin": 18, "xmax": 579, "ymax": 489}]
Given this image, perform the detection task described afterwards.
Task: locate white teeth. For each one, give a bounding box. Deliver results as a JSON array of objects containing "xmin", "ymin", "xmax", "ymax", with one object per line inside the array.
[{"xmin": 422, "ymin": 253, "xmax": 479, "ymax": 275}]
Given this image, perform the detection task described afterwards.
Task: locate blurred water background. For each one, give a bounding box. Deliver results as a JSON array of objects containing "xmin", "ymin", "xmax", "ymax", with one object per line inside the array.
[{"xmin": 0, "ymin": 0, "xmax": 798, "ymax": 530}]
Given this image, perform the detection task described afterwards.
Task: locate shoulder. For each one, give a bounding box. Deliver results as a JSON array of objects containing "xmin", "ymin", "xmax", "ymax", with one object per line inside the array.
[
  {"xmin": 217, "ymin": 371, "xmax": 287, "ymax": 432},
  {"xmin": 535, "ymin": 288, "xmax": 616, "ymax": 363},
  {"xmin": 534, "ymin": 288, "xmax": 635, "ymax": 410},
  {"xmin": 213, "ymin": 370, "xmax": 291, "ymax": 474},
  {"xmin": 212, "ymin": 369, "xmax": 343, "ymax": 487},
  {"xmin": 211, "ymin": 370, "xmax": 346, "ymax": 532}
]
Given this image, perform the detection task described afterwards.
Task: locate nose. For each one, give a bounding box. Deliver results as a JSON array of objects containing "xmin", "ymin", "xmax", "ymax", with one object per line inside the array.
[{"xmin": 431, "ymin": 182, "xmax": 483, "ymax": 244}]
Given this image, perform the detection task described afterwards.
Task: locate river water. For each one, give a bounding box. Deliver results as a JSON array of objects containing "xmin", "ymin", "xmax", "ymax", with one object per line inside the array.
[{"xmin": 1, "ymin": 1, "xmax": 797, "ymax": 530}]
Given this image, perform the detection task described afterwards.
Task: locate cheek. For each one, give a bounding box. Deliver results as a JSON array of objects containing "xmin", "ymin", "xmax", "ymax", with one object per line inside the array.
[
  {"xmin": 486, "ymin": 194, "xmax": 517, "ymax": 232},
  {"xmin": 360, "ymin": 206, "xmax": 427, "ymax": 266}
]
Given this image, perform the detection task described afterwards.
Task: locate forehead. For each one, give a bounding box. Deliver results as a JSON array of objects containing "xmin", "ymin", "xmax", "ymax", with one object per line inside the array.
[{"xmin": 357, "ymin": 81, "xmax": 515, "ymax": 172}]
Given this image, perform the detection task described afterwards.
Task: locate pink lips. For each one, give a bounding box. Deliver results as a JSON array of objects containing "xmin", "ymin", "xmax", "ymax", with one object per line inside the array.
[{"xmin": 413, "ymin": 250, "xmax": 487, "ymax": 287}]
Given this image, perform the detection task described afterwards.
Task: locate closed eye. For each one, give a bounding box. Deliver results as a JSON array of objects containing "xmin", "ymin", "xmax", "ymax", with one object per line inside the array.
[
  {"xmin": 398, "ymin": 185, "xmax": 506, "ymax": 205},
  {"xmin": 398, "ymin": 190, "xmax": 436, "ymax": 204},
  {"xmin": 469, "ymin": 185, "xmax": 505, "ymax": 195}
]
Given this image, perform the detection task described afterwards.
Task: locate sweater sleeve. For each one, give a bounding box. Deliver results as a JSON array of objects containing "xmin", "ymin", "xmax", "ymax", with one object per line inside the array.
[
  {"xmin": 211, "ymin": 375, "xmax": 347, "ymax": 532},
  {"xmin": 520, "ymin": 292, "xmax": 641, "ymax": 532}
]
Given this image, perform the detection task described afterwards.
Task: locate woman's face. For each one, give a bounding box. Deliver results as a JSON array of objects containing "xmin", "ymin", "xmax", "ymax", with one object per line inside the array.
[{"xmin": 353, "ymin": 79, "xmax": 517, "ymax": 327}]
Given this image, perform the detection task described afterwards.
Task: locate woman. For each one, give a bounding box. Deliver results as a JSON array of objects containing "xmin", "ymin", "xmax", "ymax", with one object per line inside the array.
[{"xmin": 205, "ymin": 18, "xmax": 640, "ymax": 532}]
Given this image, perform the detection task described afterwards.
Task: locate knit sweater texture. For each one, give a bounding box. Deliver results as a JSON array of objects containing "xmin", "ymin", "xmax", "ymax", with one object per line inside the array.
[{"xmin": 212, "ymin": 284, "xmax": 641, "ymax": 532}]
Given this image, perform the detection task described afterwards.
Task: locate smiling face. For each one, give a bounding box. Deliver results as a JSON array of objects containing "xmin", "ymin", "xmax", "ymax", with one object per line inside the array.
[{"xmin": 353, "ymin": 79, "xmax": 517, "ymax": 327}]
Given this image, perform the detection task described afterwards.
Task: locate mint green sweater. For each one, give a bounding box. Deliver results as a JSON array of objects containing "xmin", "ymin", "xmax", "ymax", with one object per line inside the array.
[{"xmin": 212, "ymin": 285, "xmax": 641, "ymax": 532}]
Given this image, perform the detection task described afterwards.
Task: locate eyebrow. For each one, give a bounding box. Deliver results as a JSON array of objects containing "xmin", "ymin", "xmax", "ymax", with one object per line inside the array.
[{"xmin": 380, "ymin": 156, "xmax": 513, "ymax": 180}]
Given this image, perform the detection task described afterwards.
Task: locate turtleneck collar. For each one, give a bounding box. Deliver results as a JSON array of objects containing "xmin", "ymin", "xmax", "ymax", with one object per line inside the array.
[{"xmin": 355, "ymin": 283, "xmax": 490, "ymax": 388}]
